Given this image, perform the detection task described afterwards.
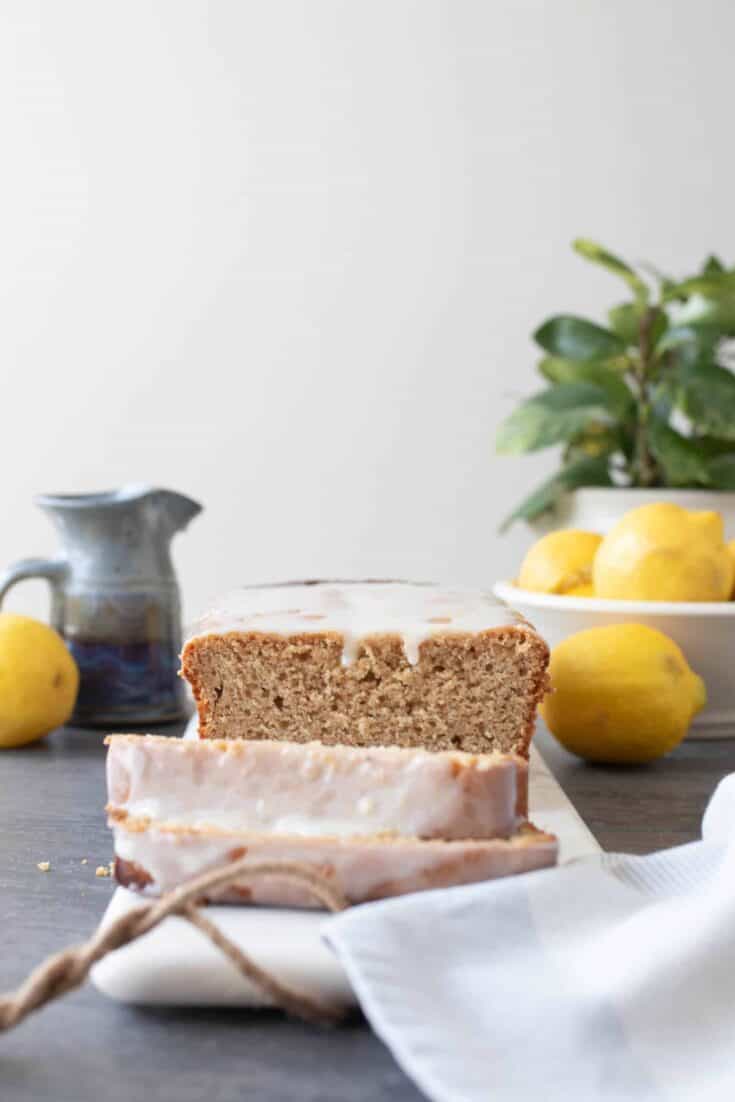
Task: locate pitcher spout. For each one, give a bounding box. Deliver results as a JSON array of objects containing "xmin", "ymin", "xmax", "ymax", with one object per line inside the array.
[{"xmin": 150, "ymin": 489, "xmax": 203, "ymax": 535}]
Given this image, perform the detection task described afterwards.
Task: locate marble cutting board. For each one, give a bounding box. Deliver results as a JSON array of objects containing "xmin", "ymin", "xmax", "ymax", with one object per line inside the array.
[{"xmin": 90, "ymin": 746, "xmax": 600, "ymax": 1009}]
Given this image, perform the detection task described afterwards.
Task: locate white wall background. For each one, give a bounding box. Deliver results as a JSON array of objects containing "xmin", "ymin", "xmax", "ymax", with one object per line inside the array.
[{"xmin": 1, "ymin": 0, "xmax": 734, "ymax": 621}]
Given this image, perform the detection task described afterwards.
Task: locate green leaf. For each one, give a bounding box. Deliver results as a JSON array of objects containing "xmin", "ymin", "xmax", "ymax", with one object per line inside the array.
[
  {"xmin": 563, "ymin": 423, "xmax": 623, "ymax": 465},
  {"xmin": 657, "ymin": 325, "xmax": 723, "ymax": 376},
  {"xmin": 706, "ymin": 453, "xmax": 735, "ymax": 489},
  {"xmin": 663, "ymin": 271, "xmax": 735, "ymax": 302},
  {"xmin": 676, "ymin": 365, "xmax": 735, "ymax": 439},
  {"xmin": 656, "ymin": 325, "xmax": 707, "ymax": 356},
  {"xmin": 496, "ymin": 383, "xmax": 616, "ymax": 455},
  {"xmin": 499, "ymin": 455, "xmax": 613, "ymax": 531},
  {"xmin": 694, "ymin": 436, "xmax": 735, "ymax": 459},
  {"xmin": 604, "ymin": 303, "xmax": 667, "ymax": 352},
  {"xmin": 702, "ymin": 254, "xmax": 726, "ymax": 276},
  {"xmin": 616, "ymin": 424, "xmax": 636, "ymax": 464},
  {"xmin": 572, "ymin": 239, "xmax": 649, "ymax": 303},
  {"xmin": 608, "ymin": 302, "xmax": 643, "ymax": 346},
  {"xmin": 648, "ymin": 417, "xmax": 710, "ymax": 487},
  {"xmin": 608, "ymin": 301, "xmax": 665, "ymax": 348},
  {"xmin": 538, "ymin": 358, "xmax": 633, "ymax": 415},
  {"xmin": 669, "ymin": 294, "xmax": 735, "ymax": 332},
  {"xmin": 534, "ymin": 315, "xmax": 626, "ymax": 361}
]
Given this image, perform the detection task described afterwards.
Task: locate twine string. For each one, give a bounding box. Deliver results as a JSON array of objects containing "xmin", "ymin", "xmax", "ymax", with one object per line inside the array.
[{"xmin": 0, "ymin": 858, "xmax": 350, "ymax": 1032}]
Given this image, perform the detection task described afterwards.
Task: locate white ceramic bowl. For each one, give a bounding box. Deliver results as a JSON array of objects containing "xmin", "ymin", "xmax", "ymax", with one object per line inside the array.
[{"xmin": 493, "ymin": 581, "xmax": 735, "ymax": 739}]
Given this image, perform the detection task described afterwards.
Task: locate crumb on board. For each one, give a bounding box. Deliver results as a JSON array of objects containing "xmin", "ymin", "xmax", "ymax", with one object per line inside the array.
[
  {"xmin": 81, "ymin": 858, "xmax": 88, "ymax": 865},
  {"xmin": 95, "ymin": 865, "xmax": 110, "ymax": 878},
  {"xmin": 37, "ymin": 861, "xmax": 50, "ymax": 872}
]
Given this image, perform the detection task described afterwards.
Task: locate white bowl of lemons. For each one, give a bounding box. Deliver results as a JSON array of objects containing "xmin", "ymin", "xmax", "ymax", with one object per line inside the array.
[{"xmin": 494, "ymin": 502, "xmax": 735, "ymax": 741}]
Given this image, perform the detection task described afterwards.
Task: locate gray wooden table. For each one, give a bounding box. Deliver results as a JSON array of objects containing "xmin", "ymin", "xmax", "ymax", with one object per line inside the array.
[{"xmin": 2, "ymin": 722, "xmax": 734, "ymax": 1102}]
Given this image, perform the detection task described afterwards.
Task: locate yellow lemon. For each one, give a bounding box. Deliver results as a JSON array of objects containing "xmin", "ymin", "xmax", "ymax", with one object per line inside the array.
[
  {"xmin": 565, "ymin": 582, "xmax": 595, "ymax": 597},
  {"xmin": 517, "ymin": 530, "xmax": 602, "ymax": 595},
  {"xmin": 728, "ymin": 540, "xmax": 735, "ymax": 598},
  {"xmin": 0, "ymin": 614, "xmax": 79, "ymax": 748},
  {"xmin": 541, "ymin": 623, "xmax": 706, "ymax": 764},
  {"xmin": 593, "ymin": 503, "xmax": 733, "ymax": 602}
]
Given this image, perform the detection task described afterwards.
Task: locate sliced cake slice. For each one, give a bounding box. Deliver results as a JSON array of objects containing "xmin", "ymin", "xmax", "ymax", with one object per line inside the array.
[
  {"xmin": 181, "ymin": 581, "xmax": 549, "ymax": 756},
  {"xmin": 106, "ymin": 734, "xmax": 529, "ymax": 841},
  {"xmin": 109, "ymin": 815, "xmax": 558, "ymax": 908}
]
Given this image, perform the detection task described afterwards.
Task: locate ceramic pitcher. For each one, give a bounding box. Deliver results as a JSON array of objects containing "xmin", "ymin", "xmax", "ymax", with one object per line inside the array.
[{"xmin": 0, "ymin": 485, "xmax": 202, "ymax": 725}]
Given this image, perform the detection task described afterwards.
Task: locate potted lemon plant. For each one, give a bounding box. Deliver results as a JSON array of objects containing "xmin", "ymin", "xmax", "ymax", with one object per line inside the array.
[{"xmin": 497, "ymin": 241, "xmax": 735, "ymax": 534}]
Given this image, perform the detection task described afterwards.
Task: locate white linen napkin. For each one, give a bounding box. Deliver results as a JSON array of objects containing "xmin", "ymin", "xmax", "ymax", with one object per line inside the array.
[{"xmin": 324, "ymin": 774, "xmax": 735, "ymax": 1102}]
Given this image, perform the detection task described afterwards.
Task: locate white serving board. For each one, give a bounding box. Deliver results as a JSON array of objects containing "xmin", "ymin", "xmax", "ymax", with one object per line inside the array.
[{"xmin": 90, "ymin": 747, "xmax": 599, "ymax": 1009}]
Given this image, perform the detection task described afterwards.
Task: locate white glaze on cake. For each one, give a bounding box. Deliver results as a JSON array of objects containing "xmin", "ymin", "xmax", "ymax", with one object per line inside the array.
[
  {"xmin": 106, "ymin": 735, "xmax": 527, "ymax": 841},
  {"xmin": 111, "ymin": 818, "xmax": 558, "ymax": 907},
  {"xmin": 186, "ymin": 582, "xmax": 521, "ymax": 667}
]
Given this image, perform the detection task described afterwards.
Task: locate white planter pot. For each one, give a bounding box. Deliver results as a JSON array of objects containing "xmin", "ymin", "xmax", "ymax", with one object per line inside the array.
[{"xmin": 532, "ymin": 487, "xmax": 735, "ymax": 537}]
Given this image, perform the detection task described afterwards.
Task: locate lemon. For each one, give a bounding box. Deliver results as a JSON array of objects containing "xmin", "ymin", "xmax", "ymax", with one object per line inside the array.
[
  {"xmin": 593, "ymin": 503, "xmax": 733, "ymax": 602},
  {"xmin": 728, "ymin": 540, "xmax": 735, "ymax": 598},
  {"xmin": 541, "ymin": 623, "xmax": 706, "ymax": 764},
  {"xmin": 517, "ymin": 530, "xmax": 602, "ymax": 595},
  {"xmin": 0, "ymin": 614, "xmax": 79, "ymax": 748},
  {"xmin": 565, "ymin": 582, "xmax": 595, "ymax": 597}
]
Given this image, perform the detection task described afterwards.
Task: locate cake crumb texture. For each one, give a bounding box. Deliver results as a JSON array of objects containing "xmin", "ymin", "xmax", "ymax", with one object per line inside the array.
[{"xmin": 182, "ymin": 627, "xmax": 549, "ymax": 756}]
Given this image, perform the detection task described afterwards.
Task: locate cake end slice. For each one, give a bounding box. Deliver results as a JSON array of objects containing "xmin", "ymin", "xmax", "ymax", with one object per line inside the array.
[{"xmin": 182, "ymin": 582, "xmax": 549, "ymax": 756}]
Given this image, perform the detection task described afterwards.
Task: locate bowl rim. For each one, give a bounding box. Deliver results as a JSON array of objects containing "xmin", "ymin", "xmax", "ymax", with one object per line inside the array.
[{"xmin": 493, "ymin": 580, "xmax": 735, "ymax": 617}]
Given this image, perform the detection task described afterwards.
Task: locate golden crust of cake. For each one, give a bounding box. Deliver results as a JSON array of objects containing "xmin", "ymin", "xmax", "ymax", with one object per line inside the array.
[{"xmin": 181, "ymin": 626, "xmax": 550, "ymax": 757}]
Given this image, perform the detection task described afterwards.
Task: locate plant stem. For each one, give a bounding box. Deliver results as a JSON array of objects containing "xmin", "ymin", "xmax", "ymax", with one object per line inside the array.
[{"xmin": 632, "ymin": 307, "xmax": 659, "ymax": 487}]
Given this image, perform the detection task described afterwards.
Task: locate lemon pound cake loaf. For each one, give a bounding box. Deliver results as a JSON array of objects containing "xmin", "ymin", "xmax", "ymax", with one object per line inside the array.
[{"xmin": 181, "ymin": 581, "xmax": 549, "ymax": 756}]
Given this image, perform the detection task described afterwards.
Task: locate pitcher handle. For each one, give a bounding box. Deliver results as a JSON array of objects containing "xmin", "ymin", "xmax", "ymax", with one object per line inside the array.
[{"xmin": 0, "ymin": 558, "xmax": 68, "ymax": 623}]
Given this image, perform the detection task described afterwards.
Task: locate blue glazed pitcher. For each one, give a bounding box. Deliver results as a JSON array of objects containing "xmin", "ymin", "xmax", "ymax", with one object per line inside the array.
[{"xmin": 0, "ymin": 485, "xmax": 202, "ymax": 726}]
